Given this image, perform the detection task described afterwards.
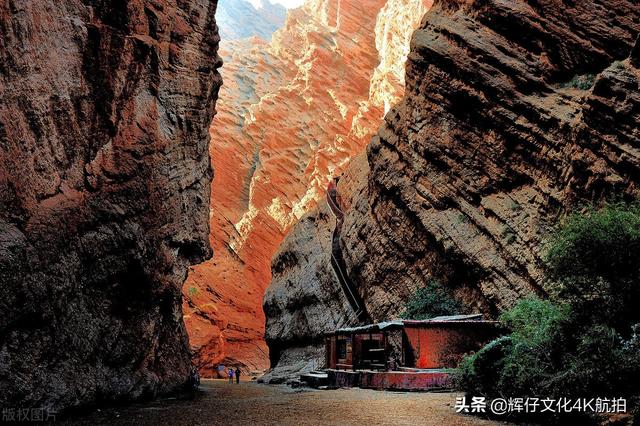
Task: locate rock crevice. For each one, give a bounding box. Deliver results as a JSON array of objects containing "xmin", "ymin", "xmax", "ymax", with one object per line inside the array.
[{"xmin": 184, "ymin": 0, "xmax": 433, "ymax": 373}]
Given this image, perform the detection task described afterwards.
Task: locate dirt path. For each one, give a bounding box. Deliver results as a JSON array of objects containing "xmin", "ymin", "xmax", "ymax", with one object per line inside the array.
[{"xmin": 62, "ymin": 380, "xmax": 508, "ymax": 425}]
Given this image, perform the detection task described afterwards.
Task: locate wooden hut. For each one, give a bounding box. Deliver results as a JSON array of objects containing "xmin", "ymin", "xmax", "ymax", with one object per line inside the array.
[{"xmin": 325, "ymin": 314, "xmax": 500, "ymax": 371}]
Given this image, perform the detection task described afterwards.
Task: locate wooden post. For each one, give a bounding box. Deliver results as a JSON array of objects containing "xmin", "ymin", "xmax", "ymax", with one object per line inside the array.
[
  {"xmin": 383, "ymin": 330, "xmax": 388, "ymax": 371},
  {"xmin": 351, "ymin": 332, "xmax": 356, "ymax": 371}
]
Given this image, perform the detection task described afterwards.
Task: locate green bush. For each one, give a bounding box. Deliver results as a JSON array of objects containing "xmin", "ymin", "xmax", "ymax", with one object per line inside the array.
[
  {"xmin": 458, "ymin": 301, "xmax": 639, "ymax": 400},
  {"xmin": 544, "ymin": 202, "xmax": 640, "ymax": 330},
  {"xmin": 621, "ymin": 324, "xmax": 640, "ymax": 384},
  {"xmin": 457, "ymin": 336, "xmax": 513, "ymax": 396},
  {"xmin": 457, "ymin": 299, "xmax": 570, "ymax": 397},
  {"xmin": 561, "ymin": 73, "xmax": 596, "ymax": 90},
  {"xmin": 400, "ymin": 280, "xmax": 461, "ymax": 320},
  {"xmin": 507, "ymin": 199, "xmax": 522, "ymax": 211},
  {"xmin": 497, "ymin": 299, "xmax": 571, "ymax": 395},
  {"xmin": 458, "ymin": 202, "xmax": 640, "ymax": 414}
]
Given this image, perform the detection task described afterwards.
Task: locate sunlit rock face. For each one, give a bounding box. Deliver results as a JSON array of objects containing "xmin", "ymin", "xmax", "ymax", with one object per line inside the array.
[
  {"xmin": 0, "ymin": 0, "xmax": 221, "ymax": 411},
  {"xmin": 264, "ymin": 0, "xmax": 640, "ymax": 379},
  {"xmin": 183, "ymin": 0, "xmax": 432, "ymax": 374}
]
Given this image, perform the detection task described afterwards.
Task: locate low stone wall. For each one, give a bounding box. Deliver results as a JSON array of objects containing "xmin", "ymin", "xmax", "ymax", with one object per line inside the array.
[
  {"xmin": 327, "ymin": 370, "xmax": 361, "ymax": 388},
  {"xmin": 327, "ymin": 369, "xmax": 452, "ymax": 391},
  {"xmin": 360, "ymin": 371, "xmax": 452, "ymax": 391}
]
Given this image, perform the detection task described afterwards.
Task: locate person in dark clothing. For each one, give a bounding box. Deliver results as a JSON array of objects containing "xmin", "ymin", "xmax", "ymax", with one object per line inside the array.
[
  {"xmin": 235, "ymin": 367, "xmax": 241, "ymax": 384},
  {"xmin": 187, "ymin": 366, "xmax": 200, "ymax": 390}
]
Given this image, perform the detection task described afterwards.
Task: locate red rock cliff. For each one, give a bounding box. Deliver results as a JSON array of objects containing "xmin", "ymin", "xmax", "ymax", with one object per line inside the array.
[
  {"xmin": 0, "ymin": 0, "xmax": 221, "ymax": 411},
  {"xmin": 183, "ymin": 0, "xmax": 432, "ymax": 373},
  {"xmin": 265, "ymin": 0, "xmax": 640, "ymax": 378}
]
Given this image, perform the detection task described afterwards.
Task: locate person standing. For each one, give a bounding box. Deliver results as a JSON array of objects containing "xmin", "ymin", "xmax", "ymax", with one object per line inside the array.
[
  {"xmin": 188, "ymin": 366, "xmax": 200, "ymax": 390},
  {"xmin": 228, "ymin": 368, "xmax": 234, "ymax": 384},
  {"xmin": 235, "ymin": 367, "xmax": 241, "ymax": 384}
]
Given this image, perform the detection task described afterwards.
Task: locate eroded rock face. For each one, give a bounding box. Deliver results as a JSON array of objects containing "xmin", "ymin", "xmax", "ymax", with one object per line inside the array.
[
  {"xmin": 0, "ymin": 0, "xmax": 222, "ymax": 411},
  {"xmin": 184, "ymin": 0, "xmax": 432, "ymax": 374},
  {"xmin": 262, "ymin": 154, "xmax": 370, "ymax": 382},
  {"xmin": 266, "ymin": 0, "xmax": 640, "ymax": 375}
]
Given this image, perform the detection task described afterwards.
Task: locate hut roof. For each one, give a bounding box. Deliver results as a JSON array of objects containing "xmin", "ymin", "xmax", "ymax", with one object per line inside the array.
[
  {"xmin": 335, "ymin": 320, "xmax": 404, "ymax": 334},
  {"xmin": 332, "ymin": 314, "xmax": 494, "ymax": 335},
  {"xmin": 411, "ymin": 314, "xmax": 484, "ymax": 322}
]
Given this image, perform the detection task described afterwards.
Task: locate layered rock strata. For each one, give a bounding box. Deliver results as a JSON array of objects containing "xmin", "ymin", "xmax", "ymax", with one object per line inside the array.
[
  {"xmin": 0, "ymin": 0, "xmax": 222, "ymax": 411},
  {"xmin": 184, "ymin": 0, "xmax": 432, "ymax": 373},
  {"xmin": 263, "ymin": 154, "xmax": 370, "ymax": 382},
  {"xmin": 266, "ymin": 0, "xmax": 640, "ymax": 376}
]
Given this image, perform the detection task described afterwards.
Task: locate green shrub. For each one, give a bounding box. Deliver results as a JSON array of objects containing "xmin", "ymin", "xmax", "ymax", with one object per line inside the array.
[
  {"xmin": 455, "ymin": 213, "xmax": 470, "ymax": 224},
  {"xmin": 457, "ymin": 336, "xmax": 513, "ymax": 396},
  {"xmin": 507, "ymin": 199, "xmax": 522, "ymax": 211},
  {"xmin": 621, "ymin": 324, "xmax": 640, "ymax": 386},
  {"xmin": 500, "ymin": 225, "xmax": 517, "ymax": 244},
  {"xmin": 544, "ymin": 202, "xmax": 640, "ymax": 330},
  {"xmin": 458, "ymin": 202, "xmax": 640, "ymax": 414},
  {"xmin": 561, "ymin": 73, "xmax": 596, "ymax": 90},
  {"xmin": 459, "ymin": 300, "xmax": 639, "ymax": 400},
  {"xmin": 612, "ymin": 60, "xmax": 626, "ymax": 70},
  {"xmin": 400, "ymin": 280, "xmax": 461, "ymax": 320},
  {"xmin": 499, "ymin": 299, "xmax": 571, "ymax": 394},
  {"xmin": 458, "ymin": 299, "xmax": 570, "ymax": 397}
]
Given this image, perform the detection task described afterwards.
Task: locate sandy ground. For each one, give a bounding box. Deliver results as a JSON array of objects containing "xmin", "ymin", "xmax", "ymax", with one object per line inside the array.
[{"xmin": 61, "ymin": 380, "xmax": 510, "ymax": 426}]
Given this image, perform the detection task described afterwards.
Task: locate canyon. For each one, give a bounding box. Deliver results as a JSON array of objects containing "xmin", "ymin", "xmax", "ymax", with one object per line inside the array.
[
  {"xmin": 183, "ymin": 0, "xmax": 433, "ymax": 374},
  {"xmin": 265, "ymin": 0, "xmax": 640, "ymax": 379},
  {"xmin": 1, "ymin": 0, "xmax": 638, "ymax": 414},
  {"xmin": 0, "ymin": 0, "xmax": 221, "ymax": 412}
]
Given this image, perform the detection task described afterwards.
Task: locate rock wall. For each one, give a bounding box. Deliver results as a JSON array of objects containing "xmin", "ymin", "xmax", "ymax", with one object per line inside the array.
[
  {"xmin": 0, "ymin": 0, "xmax": 222, "ymax": 411},
  {"xmin": 184, "ymin": 0, "xmax": 432, "ymax": 374},
  {"xmin": 263, "ymin": 154, "xmax": 370, "ymax": 382},
  {"xmin": 266, "ymin": 0, "xmax": 640, "ymax": 375}
]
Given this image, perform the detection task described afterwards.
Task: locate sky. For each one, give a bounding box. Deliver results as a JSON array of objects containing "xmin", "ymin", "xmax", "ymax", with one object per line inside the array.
[
  {"xmin": 271, "ymin": 0, "xmax": 305, "ymax": 7},
  {"xmin": 248, "ymin": 0, "xmax": 305, "ymax": 9}
]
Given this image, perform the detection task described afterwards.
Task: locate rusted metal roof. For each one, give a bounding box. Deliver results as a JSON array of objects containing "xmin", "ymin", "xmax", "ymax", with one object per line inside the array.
[
  {"xmin": 404, "ymin": 314, "xmax": 500, "ymax": 327},
  {"xmin": 334, "ymin": 320, "xmax": 404, "ymax": 334},
  {"xmin": 428, "ymin": 314, "xmax": 484, "ymax": 321},
  {"xmin": 331, "ymin": 314, "xmax": 496, "ymax": 335}
]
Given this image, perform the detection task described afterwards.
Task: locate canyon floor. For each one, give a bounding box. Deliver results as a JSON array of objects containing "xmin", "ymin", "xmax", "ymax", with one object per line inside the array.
[{"xmin": 62, "ymin": 380, "xmax": 508, "ymax": 425}]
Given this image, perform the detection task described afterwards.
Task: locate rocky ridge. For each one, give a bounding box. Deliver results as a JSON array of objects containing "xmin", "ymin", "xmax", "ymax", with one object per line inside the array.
[
  {"xmin": 265, "ymin": 0, "xmax": 640, "ymax": 377},
  {"xmin": 0, "ymin": 0, "xmax": 221, "ymax": 411}
]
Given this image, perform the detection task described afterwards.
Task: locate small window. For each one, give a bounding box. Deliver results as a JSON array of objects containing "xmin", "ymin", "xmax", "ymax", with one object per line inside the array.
[{"xmin": 337, "ymin": 339, "xmax": 347, "ymax": 359}]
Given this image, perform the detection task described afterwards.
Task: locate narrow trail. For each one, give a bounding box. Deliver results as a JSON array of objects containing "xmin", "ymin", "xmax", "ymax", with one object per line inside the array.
[{"xmin": 327, "ymin": 179, "xmax": 370, "ymax": 325}]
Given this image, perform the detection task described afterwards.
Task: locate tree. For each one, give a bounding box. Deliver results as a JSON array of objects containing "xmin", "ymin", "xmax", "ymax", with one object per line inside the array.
[
  {"xmin": 458, "ymin": 202, "xmax": 640, "ymax": 418},
  {"xmin": 544, "ymin": 202, "xmax": 640, "ymax": 331},
  {"xmin": 400, "ymin": 280, "xmax": 461, "ymax": 320}
]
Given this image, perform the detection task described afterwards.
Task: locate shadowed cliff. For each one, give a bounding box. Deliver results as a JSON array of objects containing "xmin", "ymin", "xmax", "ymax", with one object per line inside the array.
[
  {"xmin": 0, "ymin": 0, "xmax": 222, "ymax": 411},
  {"xmin": 265, "ymin": 0, "xmax": 640, "ymax": 379}
]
